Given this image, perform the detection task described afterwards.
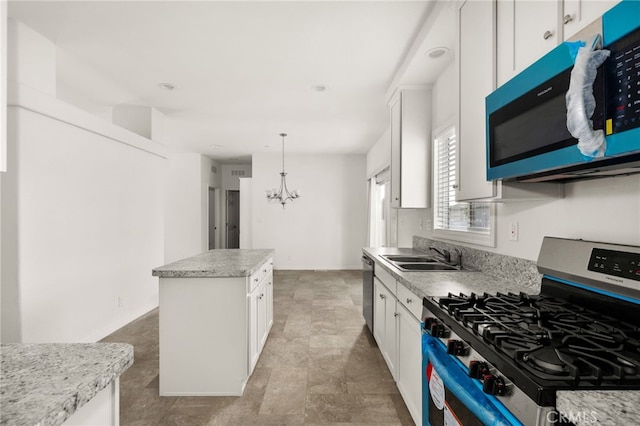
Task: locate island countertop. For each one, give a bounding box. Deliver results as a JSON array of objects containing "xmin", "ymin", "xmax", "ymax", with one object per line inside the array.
[
  {"xmin": 0, "ymin": 343, "xmax": 133, "ymax": 426},
  {"xmin": 152, "ymin": 249, "xmax": 275, "ymax": 278}
]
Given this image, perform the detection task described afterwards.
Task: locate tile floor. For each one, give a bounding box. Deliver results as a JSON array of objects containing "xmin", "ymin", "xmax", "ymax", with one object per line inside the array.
[{"xmin": 101, "ymin": 270, "xmax": 414, "ymax": 425}]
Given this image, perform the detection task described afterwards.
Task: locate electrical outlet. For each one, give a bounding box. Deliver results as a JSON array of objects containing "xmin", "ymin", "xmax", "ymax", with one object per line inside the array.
[
  {"xmin": 509, "ymin": 222, "xmax": 519, "ymax": 242},
  {"xmin": 118, "ymin": 296, "xmax": 123, "ymax": 308}
]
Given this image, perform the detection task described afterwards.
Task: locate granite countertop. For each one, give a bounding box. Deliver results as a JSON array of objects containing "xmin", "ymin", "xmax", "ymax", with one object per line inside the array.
[
  {"xmin": 363, "ymin": 246, "xmax": 532, "ymax": 300},
  {"xmin": 556, "ymin": 391, "xmax": 640, "ymax": 426},
  {"xmin": 152, "ymin": 248, "xmax": 275, "ymax": 278},
  {"xmin": 0, "ymin": 343, "xmax": 133, "ymax": 426}
]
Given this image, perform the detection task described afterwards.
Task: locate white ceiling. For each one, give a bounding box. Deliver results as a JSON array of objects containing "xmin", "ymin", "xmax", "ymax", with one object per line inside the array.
[{"xmin": 8, "ymin": 0, "xmax": 456, "ymax": 163}]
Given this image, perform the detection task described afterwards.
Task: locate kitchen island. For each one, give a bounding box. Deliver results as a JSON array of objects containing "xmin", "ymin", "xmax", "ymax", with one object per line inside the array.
[
  {"xmin": 0, "ymin": 343, "xmax": 133, "ymax": 426},
  {"xmin": 152, "ymin": 249, "xmax": 274, "ymax": 396}
]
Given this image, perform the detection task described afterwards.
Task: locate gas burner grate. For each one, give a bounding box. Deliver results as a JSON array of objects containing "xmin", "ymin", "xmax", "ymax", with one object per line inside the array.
[{"xmin": 438, "ymin": 291, "xmax": 640, "ymax": 384}]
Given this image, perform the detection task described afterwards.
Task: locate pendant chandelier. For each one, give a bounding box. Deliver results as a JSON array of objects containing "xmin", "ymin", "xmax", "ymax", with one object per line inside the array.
[{"xmin": 266, "ymin": 133, "xmax": 300, "ymax": 208}]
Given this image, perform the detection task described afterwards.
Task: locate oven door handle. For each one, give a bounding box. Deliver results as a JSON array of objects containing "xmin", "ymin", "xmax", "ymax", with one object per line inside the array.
[{"xmin": 422, "ymin": 333, "xmax": 520, "ymax": 426}]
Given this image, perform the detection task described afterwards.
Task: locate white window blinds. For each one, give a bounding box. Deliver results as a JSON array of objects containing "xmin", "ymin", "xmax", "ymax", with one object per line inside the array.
[{"xmin": 433, "ymin": 126, "xmax": 490, "ymax": 234}]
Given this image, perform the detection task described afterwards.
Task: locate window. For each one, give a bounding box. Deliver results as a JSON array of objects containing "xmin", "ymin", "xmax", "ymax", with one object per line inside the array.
[
  {"xmin": 433, "ymin": 124, "xmax": 494, "ymax": 245},
  {"xmin": 368, "ymin": 168, "xmax": 397, "ymax": 247}
]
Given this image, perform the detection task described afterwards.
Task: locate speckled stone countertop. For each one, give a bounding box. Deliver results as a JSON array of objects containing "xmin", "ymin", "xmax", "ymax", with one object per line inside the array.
[
  {"xmin": 556, "ymin": 391, "xmax": 640, "ymax": 426},
  {"xmin": 152, "ymin": 249, "xmax": 274, "ymax": 278},
  {"xmin": 1, "ymin": 343, "xmax": 133, "ymax": 426},
  {"xmin": 363, "ymin": 246, "xmax": 540, "ymax": 299},
  {"xmin": 367, "ymin": 241, "xmax": 640, "ymax": 426}
]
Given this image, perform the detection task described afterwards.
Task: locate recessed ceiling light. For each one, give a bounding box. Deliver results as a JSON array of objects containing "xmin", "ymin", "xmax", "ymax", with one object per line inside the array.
[
  {"xmin": 158, "ymin": 82, "xmax": 175, "ymax": 91},
  {"xmin": 311, "ymin": 84, "xmax": 329, "ymax": 92},
  {"xmin": 425, "ymin": 47, "xmax": 449, "ymax": 59}
]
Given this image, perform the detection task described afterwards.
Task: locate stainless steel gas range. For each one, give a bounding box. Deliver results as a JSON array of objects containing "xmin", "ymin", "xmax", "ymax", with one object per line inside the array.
[{"xmin": 421, "ymin": 237, "xmax": 640, "ymax": 426}]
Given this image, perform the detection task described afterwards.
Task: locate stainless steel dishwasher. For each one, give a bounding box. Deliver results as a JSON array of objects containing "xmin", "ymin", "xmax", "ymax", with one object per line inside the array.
[{"xmin": 362, "ymin": 254, "xmax": 374, "ymax": 334}]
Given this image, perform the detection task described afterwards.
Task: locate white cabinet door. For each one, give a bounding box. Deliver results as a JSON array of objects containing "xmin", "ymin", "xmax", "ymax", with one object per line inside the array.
[
  {"xmin": 397, "ymin": 300, "xmax": 422, "ymax": 426},
  {"xmin": 563, "ymin": 0, "xmax": 619, "ymax": 41},
  {"xmin": 266, "ymin": 269, "xmax": 273, "ymax": 330},
  {"xmin": 389, "ymin": 89, "xmax": 431, "ymax": 208},
  {"xmin": 390, "ymin": 94, "xmax": 402, "ymax": 208},
  {"xmin": 373, "ymin": 278, "xmax": 386, "ymax": 345},
  {"xmin": 249, "ymin": 276, "xmax": 269, "ymax": 373},
  {"xmin": 497, "ymin": 0, "xmax": 559, "ymax": 86},
  {"xmin": 373, "ymin": 277, "xmax": 397, "ymax": 378},
  {"xmin": 457, "ymin": 0, "xmax": 497, "ymax": 201},
  {"xmin": 257, "ymin": 278, "xmax": 268, "ymax": 352},
  {"xmin": 514, "ymin": 1, "xmax": 560, "ymax": 73},
  {"xmin": 248, "ymin": 286, "xmax": 259, "ymax": 373}
]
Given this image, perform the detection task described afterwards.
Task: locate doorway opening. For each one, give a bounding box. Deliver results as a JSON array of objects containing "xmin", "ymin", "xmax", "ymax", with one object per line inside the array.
[
  {"xmin": 226, "ymin": 190, "xmax": 240, "ymax": 249},
  {"xmin": 208, "ymin": 187, "xmax": 216, "ymax": 250}
]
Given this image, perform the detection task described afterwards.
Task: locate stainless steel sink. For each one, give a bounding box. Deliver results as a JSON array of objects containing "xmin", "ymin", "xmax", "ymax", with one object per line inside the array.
[
  {"xmin": 395, "ymin": 263, "xmax": 459, "ymax": 271},
  {"xmin": 379, "ymin": 254, "xmax": 461, "ymax": 271},
  {"xmin": 381, "ymin": 255, "xmax": 438, "ymax": 263}
]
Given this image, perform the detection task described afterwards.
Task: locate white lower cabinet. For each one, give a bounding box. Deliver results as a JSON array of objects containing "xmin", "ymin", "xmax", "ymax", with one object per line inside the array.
[
  {"xmin": 373, "ymin": 277, "xmax": 398, "ymax": 377},
  {"xmin": 397, "ymin": 302, "xmax": 423, "ymax": 426},
  {"xmin": 249, "ymin": 264, "xmax": 273, "ymax": 374},
  {"xmin": 373, "ymin": 269, "xmax": 422, "ymax": 425}
]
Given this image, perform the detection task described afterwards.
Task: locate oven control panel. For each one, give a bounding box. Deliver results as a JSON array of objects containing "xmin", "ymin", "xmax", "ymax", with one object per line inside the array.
[
  {"xmin": 588, "ymin": 248, "xmax": 640, "ymax": 282},
  {"xmin": 421, "ymin": 307, "xmax": 548, "ymax": 425}
]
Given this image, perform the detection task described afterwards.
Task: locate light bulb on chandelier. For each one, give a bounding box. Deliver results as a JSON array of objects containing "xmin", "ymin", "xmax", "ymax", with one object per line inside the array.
[{"xmin": 266, "ymin": 133, "xmax": 301, "ymax": 208}]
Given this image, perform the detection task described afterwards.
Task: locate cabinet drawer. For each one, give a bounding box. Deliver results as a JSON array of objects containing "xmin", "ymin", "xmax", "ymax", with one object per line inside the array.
[
  {"xmin": 397, "ymin": 283, "xmax": 421, "ymax": 320},
  {"xmin": 375, "ymin": 266, "xmax": 397, "ymax": 295},
  {"xmin": 249, "ymin": 258, "xmax": 272, "ymax": 292},
  {"xmin": 261, "ymin": 257, "xmax": 273, "ymax": 276},
  {"xmin": 249, "ymin": 269, "xmax": 262, "ymax": 292}
]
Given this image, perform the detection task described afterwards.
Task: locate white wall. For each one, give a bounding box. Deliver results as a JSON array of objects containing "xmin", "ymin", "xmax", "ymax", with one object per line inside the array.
[
  {"xmin": 394, "ymin": 58, "xmax": 640, "ymax": 260},
  {"xmin": 1, "ymin": 18, "xmax": 167, "ymax": 344},
  {"xmin": 164, "ymin": 153, "xmax": 220, "ymax": 263},
  {"xmin": 251, "ymin": 153, "xmax": 366, "ymax": 269},
  {"xmin": 2, "ymin": 102, "xmax": 165, "ymax": 343},
  {"xmin": 221, "ymin": 163, "xmax": 252, "ymax": 190},
  {"xmin": 495, "ymin": 175, "xmax": 640, "ymax": 259},
  {"xmin": 366, "ymin": 127, "xmax": 391, "ymax": 178}
]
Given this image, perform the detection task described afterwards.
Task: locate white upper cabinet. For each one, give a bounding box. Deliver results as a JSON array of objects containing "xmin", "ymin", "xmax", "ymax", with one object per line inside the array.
[
  {"xmin": 389, "ymin": 88, "xmax": 432, "ymax": 208},
  {"xmin": 456, "ymin": 0, "xmax": 496, "ymax": 201},
  {"xmin": 563, "ymin": 0, "xmax": 619, "ymax": 41},
  {"xmin": 497, "ymin": 0, "xmax": 620, "ymax": 86},
  {"xmin": 456, "ymin": 0, "xmax": 564, "ymax": 202},
  {"xmin": 497, "ymin": 0, "xmax": 559, "ymax": 86}
]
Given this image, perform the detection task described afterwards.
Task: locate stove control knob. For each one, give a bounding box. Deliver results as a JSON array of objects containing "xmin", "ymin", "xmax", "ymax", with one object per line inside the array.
[
  {"xmin": 482, "ymin": 374, "xmax": 507, "ymax": 396},
  {"xmin": 446, "ymin": 339, "xmax": 467, "ymax": 356},
  {"xmin": 468, "ymin": 360, "xmax": 490, "ymax": 379},
  {"xmin": 423, "ymin": 317, "xmax": 438, "ymax": 331},
  {"xmin": 430, "ymin": 322, "xmax": 449, "ymax": 338}
]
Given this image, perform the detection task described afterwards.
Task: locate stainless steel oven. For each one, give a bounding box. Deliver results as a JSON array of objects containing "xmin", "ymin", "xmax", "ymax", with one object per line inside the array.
[{"xmin": 422, "ymin": 237, "xmax": 640, "ymax": 425}]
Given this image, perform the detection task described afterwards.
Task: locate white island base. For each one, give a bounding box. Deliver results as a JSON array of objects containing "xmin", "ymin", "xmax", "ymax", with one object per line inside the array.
[{"xmin": 157, "ymin": 253, "xmax": 273, "ymax": 396}]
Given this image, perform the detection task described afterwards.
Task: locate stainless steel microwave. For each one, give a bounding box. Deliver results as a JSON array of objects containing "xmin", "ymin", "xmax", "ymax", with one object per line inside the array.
[{"xmin": 485, "ymin": 0, "xmax": 640, "ymax": 183}]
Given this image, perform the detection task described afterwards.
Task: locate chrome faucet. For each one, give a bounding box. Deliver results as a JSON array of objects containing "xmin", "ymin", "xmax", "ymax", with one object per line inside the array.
[
  {"xmin": 429, "ymin": 246, "xmax": 451, "ymax": 263},
  {"xmin": 429, "ymin": 246, "xmax": 463, "ymax": 268}
]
